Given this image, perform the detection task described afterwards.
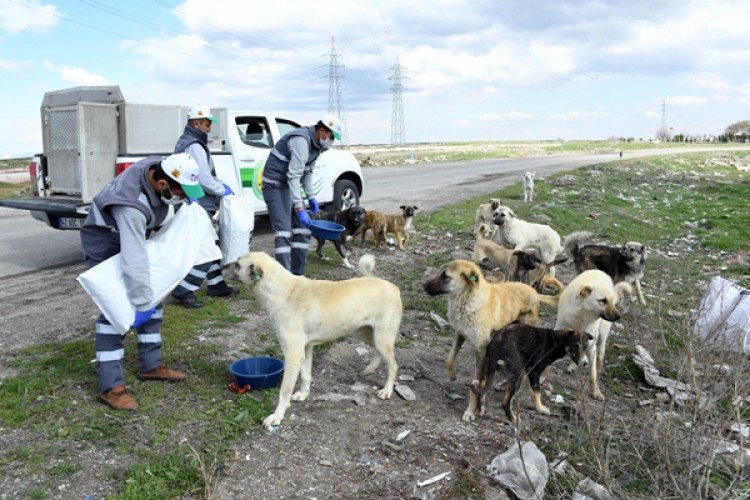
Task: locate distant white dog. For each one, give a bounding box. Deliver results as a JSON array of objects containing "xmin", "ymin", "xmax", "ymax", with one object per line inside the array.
[
  {"xmin": 523, "ymin": 171, "xmax": 535, "ymax": 202},
  {"xmin": 491, "ymin": 205, "xmax": 564, "ymax": 275}
]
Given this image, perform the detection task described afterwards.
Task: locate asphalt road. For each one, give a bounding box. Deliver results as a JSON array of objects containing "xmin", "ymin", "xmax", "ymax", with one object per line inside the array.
[{"xmin": 0, "ymin": 147, "xmax": 744, "ymax": 278}]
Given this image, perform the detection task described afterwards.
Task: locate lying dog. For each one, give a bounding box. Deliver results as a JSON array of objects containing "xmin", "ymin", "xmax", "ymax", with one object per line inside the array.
[
  {"xmin": 471, "ymin": 323, "xmax": 592, "ymax": 425},
  {"xmin": 226, "ymin": 251, "xmax": 402, "ymax": 428},
  {"xmin": 492, "ymin": 205, "xmax": 565, "ymax": 275},
  {"xmin": 563, "ymin": 230, "xmax": 647, "ymax": 305},
  {"xmin": 423, "ymin": 259, "xmax": 560, "ymax": 422},
  {"xmin": 475, "ymin": 198, "xmax": 502, "ymax": 230},
  {"xmin": 312, "ymin": 205, "xmax": 367, "ymax": 269},
  {"xmin": 354, "ymin": 205, "xmax": 418, "ymax": 250},
  {"xmin": 523, "ymin": 171, "xmax": 535, "ymax": 202},
  {"xmin": 554, "ymin": 269, "xmax": 632, "ymax": 401}
]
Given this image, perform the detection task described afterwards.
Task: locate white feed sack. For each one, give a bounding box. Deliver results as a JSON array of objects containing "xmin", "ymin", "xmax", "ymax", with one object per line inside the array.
[
  {"xmin": 77, "ymin": 203, "xmax": 222, "ymax": 334},
  {"xmin": 219, "ymin": 194, "xmax": 255, "ymax": 266},
  {"xmin": 692, "ymin": 276, "xmax": 750, "ymax": 354}
]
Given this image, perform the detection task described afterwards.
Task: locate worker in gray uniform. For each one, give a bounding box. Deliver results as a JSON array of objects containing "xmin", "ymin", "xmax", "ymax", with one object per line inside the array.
[
  {"xmin": 262, "ymin": 115, "xmax": 342, "ymax": 275},
  {"xmin": 80, "ymin": 153, "xmax": 205, "ymax": 411},
  {"xmin": 170, "ymin": 105, "xmax": 238, "ymax": 308}
]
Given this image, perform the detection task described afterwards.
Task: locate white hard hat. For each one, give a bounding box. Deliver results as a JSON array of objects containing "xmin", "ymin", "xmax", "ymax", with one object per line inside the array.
[
  {"xmin": 319, "ymin": 114, "xmax": 342, "ymax": 141},
  {"xmin": 188, "ymin": 104, "xmax": 218, "ymax": 123},
  {"xmin": 161, "ymin": 153, "xmax": 205, "ymax": 199}
]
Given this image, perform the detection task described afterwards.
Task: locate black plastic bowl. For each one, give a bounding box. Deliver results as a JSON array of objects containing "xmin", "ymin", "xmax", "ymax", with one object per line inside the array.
[
  {"xmin": 229, "ymin": 356, "xmax": 284, "ymax": 389},
  {"xmin": 309, "ymin": 219, "xmax": 345, "ymax": 241}
]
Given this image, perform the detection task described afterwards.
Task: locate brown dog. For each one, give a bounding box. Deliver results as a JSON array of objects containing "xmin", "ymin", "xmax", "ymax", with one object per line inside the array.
[
  {"xmin": 354, "ymin": 205, "xmax": 418, "ymax": 250},
  {"xmin": 471, "ymin": 323, "xmax": 592, "ymax": 425},
  {"xmin": 423, "ymin": 259, "xmax": 560, "ymax": 422}
]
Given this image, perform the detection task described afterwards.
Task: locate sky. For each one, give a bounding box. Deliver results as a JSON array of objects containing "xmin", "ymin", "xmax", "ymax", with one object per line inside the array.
[{"xmin": 3, "ymin": 0, "xmax": 750, "ymax": 158}]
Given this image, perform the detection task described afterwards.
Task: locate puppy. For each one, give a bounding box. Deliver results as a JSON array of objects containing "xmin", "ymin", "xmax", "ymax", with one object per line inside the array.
[
  {"xmin": 563, "ymin": 230, "xmax": 647, "ymax": 305},
  {"xmin": 313, "ymin": 205, "xmax": 367, "ymax": 269},
  {"xmin": 475, "ymin": 198, "xmax": 502, "ymax": 229},
  {"xmin": 357, "ymin": 205, "xmax": 418, "ymax": 250},
  {"xmin": 423, "ymin": 259, "xmax": 560, "ymax": 422},
  {"xmin": 226, "ymin": 251, "xmax": 402, "ymax": 428},
  {"xmin": 523, "ymin": 171, "xmax": 535, "ymax": 202},
  {"xmin": 492, "ymin": 205, "xmax": 565, "ymax": 275},
  {"xmin": 471, "ymin": 323, "xmax": 593, "ymax": 425},
  {"xmin": 554, "ymin": 269, "xmax": 632, "ymax": 401}
]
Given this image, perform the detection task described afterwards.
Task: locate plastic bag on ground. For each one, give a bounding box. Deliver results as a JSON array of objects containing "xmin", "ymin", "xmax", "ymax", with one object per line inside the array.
[{"xmin": 487, "ymin": 440, "xmax": 548, "ymax": 499}]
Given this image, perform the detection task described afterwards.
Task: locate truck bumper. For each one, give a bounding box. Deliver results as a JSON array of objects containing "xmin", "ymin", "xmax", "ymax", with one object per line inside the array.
[{"xmin": 0, "ymin": 198, "xmax": 88, "ymax": 230}]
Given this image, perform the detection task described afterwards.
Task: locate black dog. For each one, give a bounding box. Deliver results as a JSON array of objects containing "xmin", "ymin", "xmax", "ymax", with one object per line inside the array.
[
  {"xmin": 313, "ymin": 205, "xmax": 367, "ymax": 269},
  {"xmin": 564, "ymin": 231, "xmax": 647, "ymax": 305},
  {"xmin": 471, "ymin": 322, "xmax": 592, "ymax": 425}
]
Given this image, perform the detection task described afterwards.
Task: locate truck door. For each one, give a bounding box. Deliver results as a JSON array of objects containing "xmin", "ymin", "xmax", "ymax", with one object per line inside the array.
[{"xmin": 231, "ymin": 116, "xmax": 275, "ymax": 213}]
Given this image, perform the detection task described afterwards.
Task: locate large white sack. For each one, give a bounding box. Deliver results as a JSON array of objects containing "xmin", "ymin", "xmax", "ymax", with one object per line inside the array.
[
  {"xmin": 77, "ymin": 203, "xmax": 222, "ymax": 334},
  {"xmin": 692, "ymin": 276, "xmax": 750, "ymax": 353},
  {"xmin": 219, "ymin": 194, "xmax": 254, "ymax": 266}
]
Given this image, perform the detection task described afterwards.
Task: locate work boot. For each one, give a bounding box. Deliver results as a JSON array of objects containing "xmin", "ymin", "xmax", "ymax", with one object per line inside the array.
[
  {"xmin": 207, "ymin": 283, "xmax": 240, "ymax": 297},
  {"xmin": 174, "ymin": 293, "xmax": 204, "ymax": 309},
  {"xmin": 137, "ymin": 363, "xmax": 186, "ymax": 382},
  {"xmin": 100, "ymin": 385, "xmax": 138, "ymax": 411}
]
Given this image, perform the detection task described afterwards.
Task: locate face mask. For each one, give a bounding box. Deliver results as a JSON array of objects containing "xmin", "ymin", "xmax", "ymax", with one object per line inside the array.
[
  {"xmin": 160, "ymin": 186, "xmax": 184, "ymax": 206},
  {"xmin": 320, "ymin": 138, "xmax": 334, "ymax": 149}
]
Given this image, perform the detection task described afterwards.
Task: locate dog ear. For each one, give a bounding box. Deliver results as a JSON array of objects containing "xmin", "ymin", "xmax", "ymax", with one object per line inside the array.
[
  {"xmin": 400, "ymin": 205, "xmax": 405, "ymax": 210},
  {"xmin": 578, "ymin": 285, "xmax": 592, "ymax": 298},
  {"xmin": 508, "ymin": 209, "xmax": 516, "ymax": 218},
  {"xmin": 490, "ymin": 199, "xmax": 500, "ymax": 210},
  {"xmin": 463, "ymin": 270, "xmax": 481, "ymax": 287}
]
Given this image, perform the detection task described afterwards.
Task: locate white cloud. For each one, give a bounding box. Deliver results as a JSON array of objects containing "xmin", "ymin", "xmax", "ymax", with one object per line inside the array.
[
  {"xmin": 0, "ymin": 0, "xmax": 60, "ymax": 35},
  {"xmin": 0, "ymin": 59, "xmax": 34, "ymax": 72},
  {"xmin": 42, "ymin": 60, "xmax": 111, "ymax": 86}
]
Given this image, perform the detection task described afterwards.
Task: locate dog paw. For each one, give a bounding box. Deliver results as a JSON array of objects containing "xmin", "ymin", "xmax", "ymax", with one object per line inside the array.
[
  {"xmin": 462, "ymin": 410, "xmax": 477, "ymax": 422},
  {"xmin": 537, "ymin": 405, "xmax": 551, "ymax": 415},
  {"xmin": 263, "ymin": 413, "xmax": 283, "ymax": 428},
  {"xmin": 592, "ymin": 389, "xmax": 605, "ymax": 401},
  {"xmin": 292, "ymin": 390, "xmax": 309, "ymax": 401},
  {"xmin": 376, "ymin": 388, "xmax": 392, "ymax": 400},
  {"xmin": 638, "ymin": 298, "xmax": 647, "ymax": 306}
]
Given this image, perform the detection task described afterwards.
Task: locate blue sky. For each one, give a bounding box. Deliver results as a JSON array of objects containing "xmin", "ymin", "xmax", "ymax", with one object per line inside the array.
[{"xmin": 3, "ymin": 0, "xmax": 750, "ymax": 158}]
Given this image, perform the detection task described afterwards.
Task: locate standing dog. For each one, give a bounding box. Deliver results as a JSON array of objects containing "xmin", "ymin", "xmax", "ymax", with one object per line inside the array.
[
  {"xmin": 492, "ymin": 205, "xmax": 565, "ymax": 275},
  {"xmin": 523, "ymin": 172, "xmax": 535, "ymax": 202},
  {"xmin": 563, "ymin": 230, "xmax": 647, "ymax": 305},
  {"xmin": 354, "ymin": 205, "xmax": 418, "ymax": 250},
  {"xmin": 312, "ymin": 205, "xmax": 367, "ymax": 269},
  {"xmin": 226, "ymin": 251, "xmax": 402, "ymax": 428},
  {"xmin": 475, "ymin": 198, "xmax": 502, "ymax": 229},
  {"xmin": 423, "ymin": 259, "xmax": 560, "ymax": 422},
  {"xmin": 554, "ymin": 269, "xmax": 632, "ymax": 401},
  {"xmin": 470, "ymin": 323, "xmax": 592, "ymax": 425}
]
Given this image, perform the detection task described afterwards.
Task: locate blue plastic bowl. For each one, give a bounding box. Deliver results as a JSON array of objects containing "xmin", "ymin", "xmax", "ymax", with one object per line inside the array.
[
  {"xmin": 309, "ymin": 219, "xmax": 346, "ymax": 241},
  {"xmin": 229, "ymin": 356, "xmax": 284, "ymax": 389}
]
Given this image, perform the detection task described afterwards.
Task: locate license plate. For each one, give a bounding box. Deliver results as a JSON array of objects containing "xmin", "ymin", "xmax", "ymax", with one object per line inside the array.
[{"xmin": 59, "ymin": 217, "xmax": 85, "ymax": 229}]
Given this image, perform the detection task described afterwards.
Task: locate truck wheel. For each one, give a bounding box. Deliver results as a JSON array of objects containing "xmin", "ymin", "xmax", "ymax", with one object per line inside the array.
[{"xmin": 333, "ymin": 179, "xmax": 359, "ymax": 211}]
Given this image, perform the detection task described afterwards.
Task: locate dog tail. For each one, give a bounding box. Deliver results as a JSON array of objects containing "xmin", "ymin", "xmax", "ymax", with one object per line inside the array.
[
  {"xmin": 614, "ymin": 281, "xmax": 633, "ymax": 303},
  {"xmin": 536, "ymin": 290, "xmax": 561, "ymax": 306},
  {"xmin": 562, "ymin": 230, "xmax": 594, "ymax": 260},
  {"xmin": 357, "ymin": 254, "xmax": 376, "ymax": 276},
  {"xmin": 541, "ymin": 275, "xmax": 565, "ymax": 295}
]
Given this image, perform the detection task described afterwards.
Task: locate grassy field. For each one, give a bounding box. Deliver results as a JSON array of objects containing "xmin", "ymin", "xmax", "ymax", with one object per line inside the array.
[{"xmin": 2, "ymin": 150, "xmax": 750, "ymax": 498}]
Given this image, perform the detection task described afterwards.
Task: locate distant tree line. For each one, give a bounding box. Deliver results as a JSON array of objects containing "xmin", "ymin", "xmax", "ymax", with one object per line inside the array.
[{"xmin": 645, "ymin": 119, "xmax": 750, "ymax": 143}]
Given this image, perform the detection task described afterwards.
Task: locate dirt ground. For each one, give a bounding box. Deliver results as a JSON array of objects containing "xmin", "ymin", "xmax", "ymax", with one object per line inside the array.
[{"xmin": 0, "ymin": 149, "xmax": 726, "ymax": 499}]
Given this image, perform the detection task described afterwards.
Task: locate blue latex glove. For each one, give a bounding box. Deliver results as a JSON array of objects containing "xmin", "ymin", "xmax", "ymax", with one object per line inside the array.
[
  {"xmin": 296, "ymin": 209, "xmax": 311, "ymax": 228},
  {"xmin": 223, "ymin": 183, "xmax": 234, "ymax": 196},
  {"xmin": 185, "ymin": 197, "xmax": 198, "ymax": 205},
  {"xmin": 132, "ymin": 307, "xmax": 157, "ymax": 329},
  {"xmin": 308, "ymin": 197, "xmax": 320, "ymax": 214}
]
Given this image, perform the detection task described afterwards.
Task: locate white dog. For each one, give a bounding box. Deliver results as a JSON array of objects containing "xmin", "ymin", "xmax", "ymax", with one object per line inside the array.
[
  {"xmin": 523, "ymin": 171, "xmax": 535, "ymax": 202},
  {"xmin": 554, "ymin": 269, "xmax": 632, "ymax": 400},
  {"xmin": 491, "ymin": 205, "xmax": 564, "ymax": 275},
  {"xmin": 226, "ymin": 251, "xmax": 402, "ymax": 428}
]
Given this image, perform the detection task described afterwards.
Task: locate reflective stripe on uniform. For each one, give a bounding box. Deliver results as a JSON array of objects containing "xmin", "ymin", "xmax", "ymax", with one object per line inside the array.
[{"xmin": 96, "ymin": 349, "xmax": 124, "ymax": 362}]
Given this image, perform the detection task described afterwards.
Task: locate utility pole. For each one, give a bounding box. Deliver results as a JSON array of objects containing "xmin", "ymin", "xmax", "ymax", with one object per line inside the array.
[
  {"xmin": 389, "ymin": 57, "xmax": 406, "ymax": 145},
  {"xmin": 326, "ymin": 36, "xmax": 347, "ymax": 142},
  {"xmin": 661, "ymin": 97, "xmax": 666, "ymax": 131}
]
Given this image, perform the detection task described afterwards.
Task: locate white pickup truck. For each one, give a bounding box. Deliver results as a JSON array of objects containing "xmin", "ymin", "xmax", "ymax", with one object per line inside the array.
[{"xmin": 1, "ymin": 85, "xmax": 363, "ymax": 230}]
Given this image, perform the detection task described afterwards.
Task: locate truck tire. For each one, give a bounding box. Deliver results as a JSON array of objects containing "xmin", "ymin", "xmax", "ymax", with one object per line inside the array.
[{"xmin": 332, "ymin": 179, "xmax": 359, "ymax": 211}]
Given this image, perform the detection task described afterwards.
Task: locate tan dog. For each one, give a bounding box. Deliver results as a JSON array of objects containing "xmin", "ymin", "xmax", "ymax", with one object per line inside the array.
[
  {"xmin": 423, "ymin": 259, "xmax": 560, "ymax": 422},
  {"xmin": 355, "ymin": 205, "xmax": 418, "ymax": 250},
  {"xmin": 554, "ymin": 269, "xmax": 632, "ymax": 401},
  {"xmin": 475, "ymin": 198, "xmax": 502, "ymax": 229},
  {"xmin": 226, "ymin": 251, "xmax": 402, "ymax": 428},
  {"xmin": 491, "ymin": 205, "xmax": 565, "ymax": 275}
]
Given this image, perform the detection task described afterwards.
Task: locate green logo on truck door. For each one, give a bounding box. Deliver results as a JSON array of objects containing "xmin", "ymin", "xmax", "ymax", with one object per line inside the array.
[{"xmin": 239, "ymin": 160, "xmax": 266, "ymax": 201}]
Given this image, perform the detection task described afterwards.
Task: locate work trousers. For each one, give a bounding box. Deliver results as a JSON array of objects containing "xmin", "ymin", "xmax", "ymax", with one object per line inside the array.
[{"xmin": 263, "ymin": 183, "xmax": 310, "ymax": 276}]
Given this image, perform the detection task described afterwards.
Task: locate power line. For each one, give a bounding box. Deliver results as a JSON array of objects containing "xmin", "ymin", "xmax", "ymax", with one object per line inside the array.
[
  {"xmin": 325, "ymin": 36, "xmax": 348, "ymax": 143},
  {"xmin": 389, "ymin": 58, "xmax": 407, "ymax": 145}
]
